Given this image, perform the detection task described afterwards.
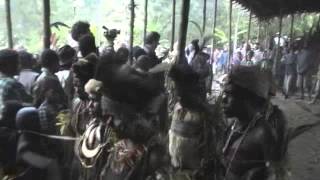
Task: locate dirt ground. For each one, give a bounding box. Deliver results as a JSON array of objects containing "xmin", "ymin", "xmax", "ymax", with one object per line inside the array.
[{"xmin": 272, "ymin": 95, "xmax": 320, "ymax": 180}]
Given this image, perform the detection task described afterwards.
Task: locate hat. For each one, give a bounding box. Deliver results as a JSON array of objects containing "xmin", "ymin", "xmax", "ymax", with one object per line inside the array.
[
  {"xmin": 58, "ymin": 45, "xmax": 76, "ymax": 65},
  {"xmin": 96, "ymin": 53, "xmax": 161, "ymax": 111},
  {"xmin": 228, "ymin": 65, "xmax": 274, "ymax": 99}
]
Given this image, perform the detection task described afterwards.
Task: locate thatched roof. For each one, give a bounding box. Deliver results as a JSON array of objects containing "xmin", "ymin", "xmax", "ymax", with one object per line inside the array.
[{"xmin": 233, "ymin": 0, "xmax": 320, "ymax": 19}]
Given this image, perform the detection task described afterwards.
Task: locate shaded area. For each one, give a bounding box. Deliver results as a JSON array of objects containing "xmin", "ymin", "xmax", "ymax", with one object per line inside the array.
[{"xmin": 233, "ymin": 0, "xmax": 320, "ymax": 19}]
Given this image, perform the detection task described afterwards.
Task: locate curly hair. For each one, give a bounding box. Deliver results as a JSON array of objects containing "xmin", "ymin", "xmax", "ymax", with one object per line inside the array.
[{"xmin": 71, "ymin": 21, "xmax": 90, "ymax": 41}]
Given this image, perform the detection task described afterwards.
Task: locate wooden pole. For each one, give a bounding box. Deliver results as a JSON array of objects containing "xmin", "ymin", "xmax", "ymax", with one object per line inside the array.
[
  {"xmin": 5, "ymin": 0, "xmax": 13, "ymax": 49},
  {"xmin": 202, "ymin": 0, "xmax": 207, "ymax": 34},
  {"xmin": 129, "ymin": 0, "xmax": 135, "ymax": 64},
  {"xmin": 273, "ymin": 13, "xmax": 283, "ymax": 76},
  {"xmin": 170, "ymin": 0, "xmax": 176, "ymax": 51},
  {"xmin": 143, "ymin": 0, "xmax": 148, "ymax": 45},
  {"xmin": 257, "ymin": 20, "xmax": 261, "ymax": 43},
  {"xmin": 290, "ymin": 14, "xmax": 294, "ymax": 45},
  {"xmin": 247, "ymin": 11, "xmax": 252, "ymax": 43},
  {"xmin": 212, "ymin": 0, "xmax": 218, "ymax": 47},
  {"xmin": 228, "ymin": 0, "xmax": 233, "ymax": 71},
  {"xmin": 43, "ymin": 0, "xmax": 51, "ymax": 49},
  {"xmin": 177, "ymin": 0, "xmax": 191, "ymax": 64},
  {"xmin": 317, "ymin": 14, "xmax": 320, "ymax": 30}
]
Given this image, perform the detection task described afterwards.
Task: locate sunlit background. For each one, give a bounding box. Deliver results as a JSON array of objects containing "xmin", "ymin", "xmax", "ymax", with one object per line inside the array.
[{"xmin": 0, "ymin": 0, "xmax": 319, "ymax": 53}]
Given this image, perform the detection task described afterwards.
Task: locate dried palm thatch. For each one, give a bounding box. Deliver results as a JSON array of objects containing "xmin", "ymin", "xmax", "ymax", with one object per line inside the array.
[{"xmin": 233, "ymin": 0, "xmax": 320, "ymax": 20}]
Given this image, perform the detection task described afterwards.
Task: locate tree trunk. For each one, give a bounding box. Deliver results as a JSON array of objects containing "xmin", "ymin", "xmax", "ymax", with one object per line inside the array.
[
  {"xmin": 177, "ymin": 0, "xmax": 191, "ymax": 64},
  {"xmin": 228, "ymin": 0, "xmax": 233, "ymax": 71},
  {"xmin": 5, "ymin": 0, "xmax": 13, "ymax": 49},
  {"xmin": 170, "ymin": 0, "xmax": 176, "ymax": 51},
  {"xmin": 129, "ymin": 0, "xmax": 135, "ymax": 64},
  {"xmin": 202, "ymin": 0, "xmax": 207, "ymax": 34},
  {"xmin": 143, "ymin": 0, "xmax": 148, "ymax": 45},
  {"xmin": 43, "ymin": 0, "xmax": 51, "ymax": 49}
]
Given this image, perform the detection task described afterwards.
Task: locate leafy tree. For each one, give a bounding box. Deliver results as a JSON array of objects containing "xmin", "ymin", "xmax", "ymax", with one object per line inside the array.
[{"xmin": 0, "ymin": 0, "xmax": 319, "ymax": 53}]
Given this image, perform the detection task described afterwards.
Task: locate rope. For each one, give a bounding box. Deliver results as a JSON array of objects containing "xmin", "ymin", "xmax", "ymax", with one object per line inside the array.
[
  {"xmin": 0, "ymin": 127, "xmax": 79, "ymax": 141},
  {"xmin": 19, "ymin": 130, "xmax": 79, "ymax": 141}
]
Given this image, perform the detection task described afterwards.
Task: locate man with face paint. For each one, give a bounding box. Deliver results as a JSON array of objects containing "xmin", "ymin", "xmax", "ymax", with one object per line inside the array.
[{"xmin": 221, "ymin": 66, "xmax": 286, "ymax": 180}]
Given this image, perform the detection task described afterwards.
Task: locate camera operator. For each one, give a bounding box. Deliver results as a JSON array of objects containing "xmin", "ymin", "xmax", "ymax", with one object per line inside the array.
[{"xmin": 100, "ymin": 26, "xmax": 120, "ymax": 55}]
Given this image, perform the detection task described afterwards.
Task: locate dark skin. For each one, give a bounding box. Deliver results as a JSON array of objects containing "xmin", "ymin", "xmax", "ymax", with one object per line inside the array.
[{"xmin": 222, "ymin": 83, "xmax": 276, "ymax": 180}]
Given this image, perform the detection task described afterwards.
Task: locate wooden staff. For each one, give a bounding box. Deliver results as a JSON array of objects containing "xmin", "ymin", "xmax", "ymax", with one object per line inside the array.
[
  {"xmin": 5, "ymin": 0, "xmax": 13, "ymax": 48},
  {"xmin": 177, "ymin": 0, "xmax": 191, "ymax": 64},
  {"xmin": 143, "ymin": 0, "xmax": 148, "ymax": 45},
  {"xmin": 43, "ymin": 0, "xmax": 51, "ymax": 49},
  {"xmin": 273, "ymin": 12, "xmax": 283, "ymax": 76},
  {"xmin": 202, "ymin": 0, "xmax": 207, "ymax": 33},
  {"xmin": 129, "ymin": 0, "xmax": 135, "ymax": 64},
  {"xmin": 228, "ymin": 0, "xmax": 233, "ymax": 71},
  {"xmin": 170, "ymin": 0, "xmax": 176, "ymax": 51}
]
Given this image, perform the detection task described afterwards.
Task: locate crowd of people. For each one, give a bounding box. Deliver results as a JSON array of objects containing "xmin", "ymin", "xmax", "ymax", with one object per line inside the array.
[
  {"xmin": 0, "ymin": 21, "xmax": 296, "ymax": 180},
  {"xmin": 208, "ymin": 37, "xmax": 320, "ymax": 103}
]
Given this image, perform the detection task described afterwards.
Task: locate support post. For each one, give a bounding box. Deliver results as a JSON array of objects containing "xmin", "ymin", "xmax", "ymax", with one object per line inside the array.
[
  {"xmin": 212, "ymin": 0, "xmax": 218, "ymax": 47},
  {"xmin": 170, "ymin": 0, "xmax": 176, "ymax": 51},
  {"xmin": 143, "ymin": 0, "xmax": 148, "ymax": 45},
  {"xmin": 273, "ymin": 13, "xmax": 283, "ymax": 76},
  {"xmin": 5, "ymin": 0, "xmax": 13, "ymax": 49},
  {"xmin": 258, "ymin": 20, "xmax": 261, "ymax": 43},
  {"xmin": 177, "ymin": 0, "xmax": 191, "ymax": 64},
  {"xmin": 43, "ymin": 0, "xmax": 51, "ymax": 49},
  {"xmin": 129, "ymin": 0, "xmax": 135, "ymax": 64},
  {"xmin": 202, "ymin": 0, "xmax": 207, "ymax": 34},
  {"xmin": 247, "ymin": 11, "xmax": 252, "ymax": 43},
  {"xmin": 228, "ymin": 0, "xmax": 233, "ymax": 71},
  {"xmin": 290, "ymin": 14, "xmax": 294, "ymax": 45}
]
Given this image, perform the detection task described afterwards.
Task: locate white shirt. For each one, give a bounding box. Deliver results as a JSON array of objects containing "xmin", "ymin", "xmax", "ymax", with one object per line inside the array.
[
  {"xmin": 55, "ymin": 70, "xmax": 71, "ymax": 89},
  {"xmin": 17, "ymin": 69, "xmax": 39, "ymax": 95}
]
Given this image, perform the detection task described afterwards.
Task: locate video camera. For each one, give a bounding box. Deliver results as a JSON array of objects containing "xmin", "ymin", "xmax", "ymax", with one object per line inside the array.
[{"xmin": 103, "ymin": 26, "xmax": 120, "ymax": 40}]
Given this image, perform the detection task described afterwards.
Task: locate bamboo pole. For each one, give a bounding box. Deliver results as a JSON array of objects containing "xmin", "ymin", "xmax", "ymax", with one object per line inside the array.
[
  {"xmin": 170, "ymin": 0, "xmax": 176, "ymax": 51},
  {"xmin": 5, "ymin": 0, "xmax": 13, "ymax": 49},
  {"xmin": 273, "ymin": 13, "xmax": 283, "ymax": 76},
  {"xmin": 228, "ymin": 0, "xmax": 233, "ymax": 71},
  {"xmin": 212, "ymin": 0, "xmax": 218, "ymax": 47},
  {"xmin": 143, "ymin": 0, "xmax": 148, "ymax": 45},
  {"xmin": 202, "ymin": 0, "xmax": 207, "ymax": 34},
  {"xmin": 177, "ymin": 0, "xmax": 191, "ymax": 64},
  {"xmin": 290, "ymin": 14, "xmax": 294, "ymax": 45},
  {"xmin": 43, "ymin": 0, "xmax": 51, "ymax": 49},
  {"xmin": 129, "ymin": 0, "xmax": 135, "ymax": 64}
]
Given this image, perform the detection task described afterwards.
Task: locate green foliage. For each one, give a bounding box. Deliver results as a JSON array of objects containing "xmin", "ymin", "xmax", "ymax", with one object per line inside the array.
[{"xmin": 0, "ymin": 0, "xmax": 319, "ymax": 52}]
